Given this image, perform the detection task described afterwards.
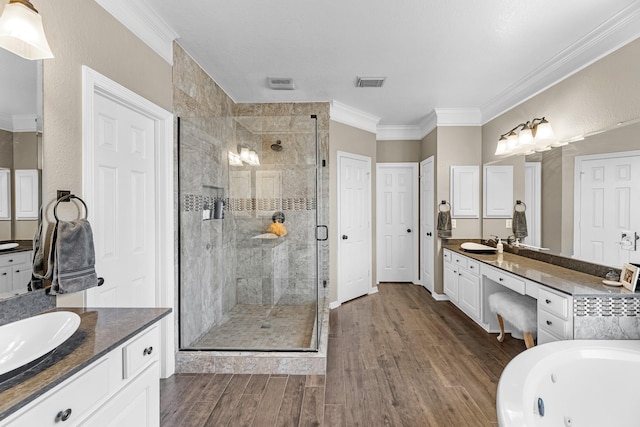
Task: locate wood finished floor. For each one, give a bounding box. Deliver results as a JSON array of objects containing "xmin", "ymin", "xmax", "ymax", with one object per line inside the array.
[{"xmin": 160, "ymin": 283, "xmax": 524, "ymax": 426}]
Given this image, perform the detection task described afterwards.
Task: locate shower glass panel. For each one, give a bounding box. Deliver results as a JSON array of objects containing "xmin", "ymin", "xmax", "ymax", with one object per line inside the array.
[{"xmin": 178, "ymin": 114, "xmax": 321, "ymax": 352}]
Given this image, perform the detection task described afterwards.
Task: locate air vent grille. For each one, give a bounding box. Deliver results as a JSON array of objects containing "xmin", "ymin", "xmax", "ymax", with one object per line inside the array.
[
  {"xmin": 267, "ymin": 77, "xmax": 295, "ymax": 90},
  {"xmin": 356, "ymin": 77, "xmax": 386, "ymax": 88}
]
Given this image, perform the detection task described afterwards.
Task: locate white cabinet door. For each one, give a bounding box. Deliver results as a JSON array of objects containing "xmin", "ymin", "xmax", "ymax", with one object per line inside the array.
[
  {"xmin": 0, "ymin": 169, "xmax": 10, "ymax": 220},
  {"xmin": 443, "ymin": 261, "xmax": 458, "ymax": 302},
  {"xmin": 458, "ymin": 269, "xmax": 480, "ymax": 319},
  {"xmin": 483, "ymin": 165, "xmax": 513, "ymax": 218},
  {"xmin": 14, "ymin": 169, "xmax": 39, "ymax": 219},
  {"xmin": 0, "ymin": 267, "xmax": 10, "ymax": 293},
  {"xmin": 80, "ymin": 362, "xmax": 160, "ymax": 427},
  {"xmin": 450, "ymin": 166, "xmax": 479, "ymax": 218}
]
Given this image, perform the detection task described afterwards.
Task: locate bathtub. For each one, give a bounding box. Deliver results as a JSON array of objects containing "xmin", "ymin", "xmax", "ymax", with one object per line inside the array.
[{"xmin": 497, "ymin": 340, "xmax": 640, "ymax": 427}]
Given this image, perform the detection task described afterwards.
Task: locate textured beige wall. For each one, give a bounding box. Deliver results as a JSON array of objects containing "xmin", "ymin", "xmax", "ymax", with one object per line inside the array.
[
  {"xmin": 376, "ymin": 140, "xmax": 421, "ymax": 162},
  {"xmin": 37, "ymin": 0, "xmax": 172, "ymax": 214},
  {"xmin": 329, "ymin": 121, "xmax": 377, "ymax": 303}
]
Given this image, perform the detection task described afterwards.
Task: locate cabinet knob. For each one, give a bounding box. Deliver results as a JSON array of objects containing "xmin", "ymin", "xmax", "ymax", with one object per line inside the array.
[
  {"xmin": 143, "ymin": 346, "xmax": 154, "ymax": 356},
  {"xmin": 1, "ymin": 272, "xmax": 6, "ymax": 276},
  {"xmin": 426, "ymin": 232, "xmax": 432, "ymax": 236},
  {"xmin": 342, "ymin": 235, "xmax": 348, "ymax": 240},
  {"xmin": 8, "ymin": 259, "xmax": 13, "ymax": 263},
  {"xmin": 545, "ymin": 299, "xmax": 551, "ymax": 304},
  {"xmin": 546, "ymin": 320, "xmax": 552, "ymax": 326},
  {"xmin": 56, "ymin": 408, "xmax": 72, "ymax": 422},
  {"xmin": 498, "ymin": 277, "xmax": 503, "ymax": 282},
  {"xmin": 407, "ymin": 229, "xmax": 412, "ymax": 233}
]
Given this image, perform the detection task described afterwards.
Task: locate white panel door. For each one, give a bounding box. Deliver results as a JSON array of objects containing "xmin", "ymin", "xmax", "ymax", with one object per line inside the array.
[
  {"xmin": 338, "ymin": 152, "xmax": 371, "ymax": 303},
  {"xmin": 86, "ymin": 93, "xmax": 156, "ymax": 307},
  {"xmin": 377, "ymin": 163, "xmax": 417, "ymax": 283},
  {"xmin": 420, "ymin": 157, "xmax": 435, "ymax": 292},
  {"xmin": 0, "ymin": 169, "xmax": 10, "ymax": 219},
  {"xmin": 576, "ymin": 152, "xmax": 640, "ymax": 266},
  {"xmin": 14, "ymin": 169, "xmax": 39, "ymax": 219}
]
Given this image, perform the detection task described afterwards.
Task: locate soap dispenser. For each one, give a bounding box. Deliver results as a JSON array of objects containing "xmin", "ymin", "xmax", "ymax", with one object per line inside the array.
[{"xmin": 496, "ymin": 238, "xmax": 504, "ymax": 254}]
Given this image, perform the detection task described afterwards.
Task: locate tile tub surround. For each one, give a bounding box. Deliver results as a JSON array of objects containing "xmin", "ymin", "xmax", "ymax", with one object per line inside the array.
[{"xmin": 0, "ymin": 307, "xmax": 171, "ymax": 421}]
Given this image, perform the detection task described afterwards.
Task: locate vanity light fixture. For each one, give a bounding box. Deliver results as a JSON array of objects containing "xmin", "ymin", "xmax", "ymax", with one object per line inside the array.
[
  {"xmin": 495, "ymin": 117, "xmax": 557, "ymax": 156},
  {"xmin": 0, "ymin": 0, "xmax": 54, "ymax": 60}
]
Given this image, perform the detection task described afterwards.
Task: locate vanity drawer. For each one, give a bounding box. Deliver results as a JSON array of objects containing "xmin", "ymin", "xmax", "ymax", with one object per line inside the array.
[
  {"xmin": 483, "ymin": 266, "xmax": 525, "ymax": 295},
  {"xmin": 538, "ymin": 310, "xmax": 570, "ymax": 339},
  {"xmin": 122, "ymin": 325, "xmax": 160, "ymax": 380},
  {"xmin": 538, "ymin": 288, "xmax": 568, "ymax": 318},
  {"xmin": 0, "ymin": 251, "xmax": 30, "ymax": 268},
  {"xmin": 6, "ymin": 357, "xmax": 110, "ymax": 427},
  {"xmin": 452, "ymin": 253, "xmax": 468, "ymax": 269},
  {"xmin": 467, "ymin": 260, "xmax": 480, "ymax": 276},
  {"xmin": 443, "ymin": 250, "xmax": 452, "ymax": 264}
]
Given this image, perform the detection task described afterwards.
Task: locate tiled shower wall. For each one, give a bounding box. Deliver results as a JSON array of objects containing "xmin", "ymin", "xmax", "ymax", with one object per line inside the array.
[{"xmin": 174, "ymin": 43, "xmax": 330, "ymax": 349}]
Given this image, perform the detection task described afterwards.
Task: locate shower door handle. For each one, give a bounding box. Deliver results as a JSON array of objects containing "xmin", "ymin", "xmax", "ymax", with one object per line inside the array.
[{"xmin": 316, "ymin": 225, "xmax": 328, "ymax": 241}]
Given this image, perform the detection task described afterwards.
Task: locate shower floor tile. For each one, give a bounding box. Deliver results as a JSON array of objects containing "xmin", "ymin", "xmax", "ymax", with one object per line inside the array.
[{"xmin": 191, "ymin": 303, "xmax": 316, "ymax": 350}]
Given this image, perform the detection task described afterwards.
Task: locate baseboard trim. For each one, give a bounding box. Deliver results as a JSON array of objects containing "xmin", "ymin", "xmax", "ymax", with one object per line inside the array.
[
  {"xmin": 368, "ymin": 286, "xmax": 379, "ymax": 295},
  {"xmin": 431, "ymin": 292, "xmax": 450, "ymax": 301}
]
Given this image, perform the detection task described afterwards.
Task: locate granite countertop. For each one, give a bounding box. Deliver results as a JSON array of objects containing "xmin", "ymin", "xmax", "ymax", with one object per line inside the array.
[
  {"xmin": 0, "ymin": 307, "xmax": 171, "ymax": 421},
  {"xmin": 0, "ymin": 240, "xmax": 33, "ymax": 254},
  {"xmin": 443, "ymin": 244, "xmax": 633, "ymax": 297}
]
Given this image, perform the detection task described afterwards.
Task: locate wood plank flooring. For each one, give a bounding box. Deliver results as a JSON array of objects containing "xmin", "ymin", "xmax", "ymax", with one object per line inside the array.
[{"xmin": 160, "ymin": 283, "xmax": 524, "ymax": 426}]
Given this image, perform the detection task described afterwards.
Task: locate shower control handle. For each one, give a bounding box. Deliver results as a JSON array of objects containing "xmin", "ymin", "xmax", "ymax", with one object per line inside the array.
[{"xmin": 342, "ymin": 235, "xmax": 348, "ymax": 240}]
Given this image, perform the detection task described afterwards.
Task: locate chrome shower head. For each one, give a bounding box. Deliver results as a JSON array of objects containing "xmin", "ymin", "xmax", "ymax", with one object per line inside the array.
[{"xmin": 271, "ymin": 140, "xmax": 283, "ymax": 152}]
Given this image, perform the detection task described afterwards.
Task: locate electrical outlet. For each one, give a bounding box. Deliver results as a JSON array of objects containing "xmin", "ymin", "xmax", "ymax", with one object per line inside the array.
[
  {"xmin": 451, "ymin": 219, "xmax": 457, "ymax": 229},
  {"xmin": 506, "ymin": 219, "xmax": 512, "ymax": 228}
]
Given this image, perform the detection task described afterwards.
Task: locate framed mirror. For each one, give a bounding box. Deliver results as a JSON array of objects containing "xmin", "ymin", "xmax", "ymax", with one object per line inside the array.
[
  {"xmin": 0, "ymin": 48, "xmax": 43, "ymax": 244},
  {"xmin": 484, "ymin": 118, "xmax": 640, "ymax": 269}
]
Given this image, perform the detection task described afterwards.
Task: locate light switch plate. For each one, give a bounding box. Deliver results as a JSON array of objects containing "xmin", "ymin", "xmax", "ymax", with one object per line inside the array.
[
  {"xmin": 506, "ymin": 219, "xmax": 512, "ymax": 228},
  {"xmin": 451, "ymin": 219, "xmax": 457, "ymax": 229}
]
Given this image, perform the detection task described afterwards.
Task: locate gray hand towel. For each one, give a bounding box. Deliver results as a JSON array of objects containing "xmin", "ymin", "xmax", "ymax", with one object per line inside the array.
[
  {"xmin": 512, "ymin": 210, "xmax": 528, "ymax": 239},
  {"xmin": 48, "ymin": 219, "xmax": 98, "ymax": 295},
  {"xmin": 437, "ymin": 210, "xmax": 452, "ymax": 238}
]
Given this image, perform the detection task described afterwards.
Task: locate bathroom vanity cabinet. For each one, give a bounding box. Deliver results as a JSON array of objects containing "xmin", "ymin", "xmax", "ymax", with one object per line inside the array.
[
  {"xmin": 441, "ymin": 248, "xmax": 606, "ymax": 343},
  {"xmin": 0, "ymin": 250, "xmax": 32, "ymax": 297},
  {"xmin": 0, "ymin": 308, "xmax": 170, "ymax": 426}
]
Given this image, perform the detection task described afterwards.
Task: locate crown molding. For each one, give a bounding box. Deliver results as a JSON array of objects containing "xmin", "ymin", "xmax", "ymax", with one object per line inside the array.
[
  {"xmin": 95, "ymin": 0, "xmax": 178, "ymax": 64},
  {"xmin": 481, "ymin": 2, "xmax": 640, "ymax": 123},
  {"xmin": 377, "ymin": 108, "xmax": 481, "ymax": 141},
  {"xmin": 330, "ymin": 100, "xmax": 380, "ymax": 134},
  {"xmin": 376, "ymin": 125, "xmax": 424, "ymax": 141}
]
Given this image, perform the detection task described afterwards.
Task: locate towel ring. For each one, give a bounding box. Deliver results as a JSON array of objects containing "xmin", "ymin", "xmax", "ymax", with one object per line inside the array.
[
  {"xmin": 439, "ymin": 200, "xmax": 451, "ymax": 212},
  {"xmin": 54, "ymin": 194, "xmax": 88, "ymax": 221},
  {"xmin": 514, "ymin": 200, "xmax": 527, "ymax": 212}
]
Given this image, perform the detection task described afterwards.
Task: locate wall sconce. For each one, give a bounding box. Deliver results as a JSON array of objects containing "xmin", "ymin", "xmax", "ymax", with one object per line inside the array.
[
  {"xmin": 495, "ymin": 117, "xmax": 558, "ymax": 156},
  {"xmin": 0, "ymin": 0, "xmax": 54, "ymax": 60}
]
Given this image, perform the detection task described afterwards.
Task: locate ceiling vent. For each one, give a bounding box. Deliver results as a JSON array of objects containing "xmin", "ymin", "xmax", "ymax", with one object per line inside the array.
[
  {"xmin": 267, "ymin": 77, "xmax": 295, "ymax": 90},
  {"xmin": 356, "ymin": 76, "xmax": 386, "ymax": 88}
]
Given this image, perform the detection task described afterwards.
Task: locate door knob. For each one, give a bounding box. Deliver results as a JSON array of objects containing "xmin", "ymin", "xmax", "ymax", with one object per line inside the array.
[
  {"xmin": 407, "ymin": 229, "xmax": 412, "ymax": 233},
  {"xmin": 426, "ymin": 232, "xmax": 432, "ymax": 236},
  {"xmin": 342, "ymin": 235, "xmax": 348, "ymax": 240}
]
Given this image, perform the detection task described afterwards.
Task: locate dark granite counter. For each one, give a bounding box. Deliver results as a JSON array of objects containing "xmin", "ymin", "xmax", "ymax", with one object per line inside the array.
[
  {"xmin": 0, "ymin": 307, "xmax": 171, "ymax": 421},
  {"xmin": 444, "ymin": 244, "xmax": 633, "ymax": 297},
  {"xmin": 0, "ymin": 240, "xmax": 33, "ymax": 254}
]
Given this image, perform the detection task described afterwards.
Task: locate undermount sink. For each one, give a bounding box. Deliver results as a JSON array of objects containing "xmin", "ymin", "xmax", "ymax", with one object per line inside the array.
[
  {"xmin": 0, "ymin": 311, "xmax": 81, "ymax": 377},
  {"xmin": 460, "ymin": 242, "xmax": 497, "ymax": 253}
]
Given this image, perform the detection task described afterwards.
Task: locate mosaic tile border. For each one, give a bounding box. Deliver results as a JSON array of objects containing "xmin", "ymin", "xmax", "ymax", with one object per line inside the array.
[
  {"xmin": 574, "ymin": 296, "xmax": 640, "ymax": 317},
  {"xmin": 182, "ymin": 193, "xmax": 316, "ymax": 213}
]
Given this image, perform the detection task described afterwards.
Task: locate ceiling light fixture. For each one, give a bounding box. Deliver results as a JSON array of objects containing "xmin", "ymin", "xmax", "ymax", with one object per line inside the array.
[
  {"xmin": 0, "ymin": 0, "xmax": 54, "ymax": 60},
  {"xmin": 495, "ymin": 117, "xmax": 557, "ymax": 156}
]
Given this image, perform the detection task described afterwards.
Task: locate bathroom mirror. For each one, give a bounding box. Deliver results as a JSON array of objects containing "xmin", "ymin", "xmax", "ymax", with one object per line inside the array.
[
  {"xmin": 0, "ymin": 48, "xmax": 43, "ymax": 244},
  {"xmin": 483, "ymin": 118, "xmax": 640, "ymax": 269}
]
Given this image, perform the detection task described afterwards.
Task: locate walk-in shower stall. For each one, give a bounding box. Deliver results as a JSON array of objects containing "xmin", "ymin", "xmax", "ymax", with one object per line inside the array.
[{"xmin": 178, "ymin": 112, "xmax": 327, "ymax": 352}]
